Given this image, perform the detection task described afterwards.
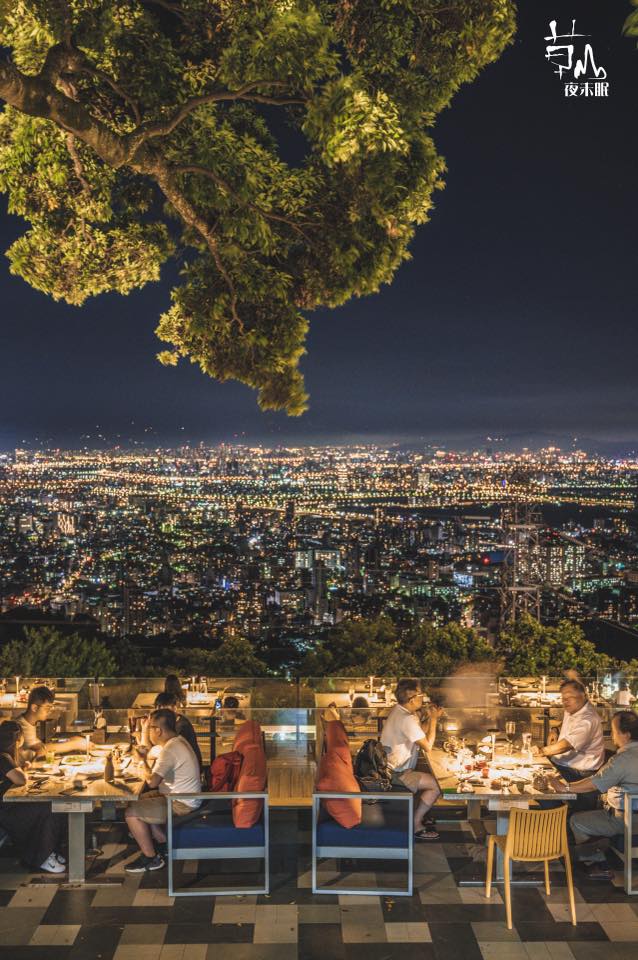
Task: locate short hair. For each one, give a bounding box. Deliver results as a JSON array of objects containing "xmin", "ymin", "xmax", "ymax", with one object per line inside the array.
[
  {"xmin": 395, "ymin": 679, "xmax": 419, "ymax": 705},
  {"xmin": 154, "ymin": 692, "xmax": 178, "ymax": 709},
  {"xmin": 27, "ymin": 685, "xmax": 55, "ymax": 707},
  {"xmin": 614, "ymin": 711, "xmax": 638, "ymax": 740},
  {"xmin": 352, "ymin": 696, "xmax": 369, "ymax": 708},
  {"xmin": 559, "ymin": 679, "xmax": 587, "ymax": 696},
  {"xmin": 223, "ymin": 695, "xmax": 239, "ymax": 709},
  {"xmin": 150, "ymin": 708, "xmax": 177, "ymax": 733}
]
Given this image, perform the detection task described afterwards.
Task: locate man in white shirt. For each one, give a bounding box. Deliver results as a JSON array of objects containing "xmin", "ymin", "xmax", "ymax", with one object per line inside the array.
[
  {"xmin": 536, "ymin": 678, "xmax": 605, "ymax": 810},
  {"xmin": 380, "ymin": 680, "xmax": 443, "ymax": 840},
  {"xmin": 125, "ymin": 708, "xmax": 202, "ymax": 873}
]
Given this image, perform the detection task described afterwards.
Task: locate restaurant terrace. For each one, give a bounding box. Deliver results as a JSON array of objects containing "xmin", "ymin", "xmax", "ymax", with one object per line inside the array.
[{"xmin": 0, "ymin": 674, "xmax": 636, "ymax": 959}]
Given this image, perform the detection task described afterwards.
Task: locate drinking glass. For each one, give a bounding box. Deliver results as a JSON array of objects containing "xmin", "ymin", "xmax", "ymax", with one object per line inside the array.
[{"xmin": 505, "ymin": 720, "xmax": 516, "ymax": 740}]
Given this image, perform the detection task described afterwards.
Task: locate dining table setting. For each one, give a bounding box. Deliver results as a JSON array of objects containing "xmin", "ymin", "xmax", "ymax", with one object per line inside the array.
[
  {"xmin": 428, "ymin": 731, "xmax": 576, "ymax": 885},
  {"xmin": 5, "ymin": 741, "xmax": 146, "ymax": 883}
]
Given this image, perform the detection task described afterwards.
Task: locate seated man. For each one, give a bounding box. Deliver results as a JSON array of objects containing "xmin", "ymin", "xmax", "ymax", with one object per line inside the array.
[
  {"xmin": 551, "ymin": 710, "xmax": 638, "ymax": 880},
  {"xmin": 126, "ymin": 708, "xmax": 202, "ymax": 873},
  {"xmin": 535, "ymin": 678, "xmax": 605, "ymax": 810},
  {"xmin": 17, "ymin": 686, "xmax": 87, "ymax": 759},
  {"xmin": 380, "ymin": 679, "xmax": 443, "ymax": 841},
  {"xmin": 153, "ymin": 692, "xmax": 202, "ymax": 767}
]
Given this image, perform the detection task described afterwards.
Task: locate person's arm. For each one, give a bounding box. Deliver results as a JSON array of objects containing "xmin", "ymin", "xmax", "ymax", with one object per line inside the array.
[
  {"xmin": 553, "ymin": 750, "xmax": 620, "ymax": 796},
  {"xmin": 551, "ymin": 775, "xmax": 597, "ymax": 794},
  {"xmin": 417, "ymin": 705, "xmax": 444, "ymax": 753},
  {"xmin": 139, "ymin": 717, "xmax": 152, "ymax": 750},
  {"xmin": 6, "ymin": 766, "xmax": 27, "ymax": 787},
  {"xmin": 26, "ymin": 739, "xmax": 46, "ymax": 759},
  {"xmin": 541, "ymin": 737, "xmax": 574, "ymax": 758},
  {"xmin": 51, "ymin": 736, "xmax": 87, "ymax": 755},
  {"xmin": 134, "ymin": 746, "xmax": 163, "ymax": 789}
]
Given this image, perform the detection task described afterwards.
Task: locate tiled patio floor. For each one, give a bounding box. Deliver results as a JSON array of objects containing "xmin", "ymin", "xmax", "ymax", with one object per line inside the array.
[{"xmin": 0, "ymin": 811, "xmax": 636, "ymax": 959}]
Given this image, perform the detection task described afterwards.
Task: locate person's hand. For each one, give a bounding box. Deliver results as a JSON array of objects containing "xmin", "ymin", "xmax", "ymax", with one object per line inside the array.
[
  {"xmin": 22, "ymin": 760, "xmax": 31, "ymax": 770},
  {"xmin": 531, "ymin": 744, "xmax": 542, "ymax": 756},
  {"xmin": 549, "ymin": 775, "xmax": 568, "ymax": 793},
  {"xmin": 133, "ymin": 744, "xmax": 149, "ymax": 761},
  {"xmin": 428, "ymin": 704, "xmax": 445, "ymax": 720}
]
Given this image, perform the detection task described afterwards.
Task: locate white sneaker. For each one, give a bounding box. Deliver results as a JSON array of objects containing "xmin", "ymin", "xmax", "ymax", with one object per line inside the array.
[
  {"xmin": 39, "ymin": 853, "xmax": 65, "ymax": 874},
  {"xmin": 55, "ymin": 853, "xmax": 66, "ymax": 864}
]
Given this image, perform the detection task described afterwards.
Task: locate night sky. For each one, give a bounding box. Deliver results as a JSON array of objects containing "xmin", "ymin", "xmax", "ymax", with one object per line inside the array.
[{"xmin": 1, "ymin": 0, "xmax": 636, "ymax": 450}]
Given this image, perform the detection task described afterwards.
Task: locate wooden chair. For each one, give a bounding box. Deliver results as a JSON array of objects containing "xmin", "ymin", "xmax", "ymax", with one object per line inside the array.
[{"xmin": 485, "ymin": 805, "xmax": 576, "ymax": 929}]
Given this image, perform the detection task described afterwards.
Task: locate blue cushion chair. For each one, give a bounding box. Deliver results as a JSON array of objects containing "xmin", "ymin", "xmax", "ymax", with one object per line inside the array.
[
  {"xmin": 312, "ymin": 791, "xmax": 413, "ymax": 896},
  {"xmin": 167, "ymin": 792, "xmax": 269, "ymax": 897}
]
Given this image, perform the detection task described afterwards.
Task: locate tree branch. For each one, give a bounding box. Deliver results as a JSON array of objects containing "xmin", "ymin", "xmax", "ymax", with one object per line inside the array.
[
  {"xmin": 152, "ymin": 166, "xmax": 242, "ymax": 330},
  {"xmin": 0, "ymin": 60, "xmax": 129, "ymax": 167},
  {"xmin": 174, "ymin": 163, "xmax": 314, "ymax": 240},
  {"xmin": 126, "ymin": 81, "xmax": 306, "ymax": 151},
  {"xmin": 0, "ymin": 59, "xmax": 243, "ymax": 327},
  {"xmin": 80, "ymin": 65, "xmax": 142, "ymax": 125},
  {"xmin": 65, "ymin": 133, "xmax": 92, "ymax": 194}
]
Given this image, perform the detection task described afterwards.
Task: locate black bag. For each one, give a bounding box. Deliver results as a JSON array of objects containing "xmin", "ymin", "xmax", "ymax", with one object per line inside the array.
[{"xmin": 354, "ymin": 738, "xmax": 392, "ymax": 792}]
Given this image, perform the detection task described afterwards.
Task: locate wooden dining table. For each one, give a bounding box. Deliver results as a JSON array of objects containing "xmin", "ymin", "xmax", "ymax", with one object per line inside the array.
[
  {"xmin": 4, "ymin": 750, "xmax": 146, "ymax": 883},
  {"xmin": 428, "ymin": 747, "xmax": 576, "ymax": 885}
]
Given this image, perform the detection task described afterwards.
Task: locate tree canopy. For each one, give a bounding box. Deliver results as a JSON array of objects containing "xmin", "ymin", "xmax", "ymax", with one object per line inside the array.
[
  {"xmin": 496, "ymin": 615, "xmax": 611, "ymax": 678},
  {"xmin": 0, "ymin": 625, "xmax": 117, "ymax": 676},
  {"xmin": 0, "ymin": 0, "xmax": 515, "ymax": 413},
  {"xmin": 299, "ymin": 615, "xmax": 497, "ymax": 676}
]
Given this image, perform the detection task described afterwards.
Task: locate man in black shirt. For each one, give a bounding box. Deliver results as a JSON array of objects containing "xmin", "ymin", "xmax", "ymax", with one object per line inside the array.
[{"xmin": 153, "ymin": 692, "xmax": 202, "ymax": 767}]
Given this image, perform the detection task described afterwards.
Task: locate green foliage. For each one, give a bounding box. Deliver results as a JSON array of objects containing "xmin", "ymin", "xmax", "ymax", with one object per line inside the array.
[
  {"xmin": 624, "ymin": 0, "xmax": 638, "ymax": 42},
  {"xmin": 0, "ymin": 626, "xmax": 117, "ymax": 677},
  {"xmin": 300, "ymin": 615, "xmax": 497, "ymax": 677},
  {"xmin": 0, "ymin": 0, "xmax": 515, "ymax": 412},
  {"xmin": 496, "ymin": 615, "xmax": 611, "ymax": 677},
  {"xmin": 167, "ymin": 635, "xmax": 269, "ymax": 677}
]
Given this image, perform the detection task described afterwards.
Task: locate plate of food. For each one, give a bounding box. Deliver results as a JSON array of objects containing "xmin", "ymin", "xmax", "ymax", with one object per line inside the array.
[{"xmin": 60, "ymin": 754, "xmax": 89, "ymax": 765}]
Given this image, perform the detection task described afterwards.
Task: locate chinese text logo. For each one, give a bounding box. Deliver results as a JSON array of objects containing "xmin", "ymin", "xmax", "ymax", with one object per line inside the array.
[{"xmin": 545, "ymin": 20, "xmax": 609, "ymax": 98}]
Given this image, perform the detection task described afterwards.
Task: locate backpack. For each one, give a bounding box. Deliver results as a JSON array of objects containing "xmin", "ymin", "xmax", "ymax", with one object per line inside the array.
[
  {"xmin": 210, "ymin": 750, "xmax": 243, "ymax": 792},
  {"xmin": 353, "ymin": 738, "xmax": 392, "ymax": 792}
]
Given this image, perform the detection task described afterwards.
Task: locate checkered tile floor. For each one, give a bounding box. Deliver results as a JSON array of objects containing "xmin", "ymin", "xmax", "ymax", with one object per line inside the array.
[{"xmin": 0, "ymin": 812, "xmax": 637, "ymax": 959}]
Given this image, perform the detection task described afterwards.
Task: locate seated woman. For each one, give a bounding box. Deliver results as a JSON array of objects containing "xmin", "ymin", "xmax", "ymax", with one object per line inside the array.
[{"xmin": 0, "ymin": 721, "xmax": 66, "ymax": 874}]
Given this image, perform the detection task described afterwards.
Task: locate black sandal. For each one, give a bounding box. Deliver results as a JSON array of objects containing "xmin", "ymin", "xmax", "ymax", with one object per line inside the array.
[{"xmin": 414, "ymin": 827, "xmax": 440, "ymax": 841}]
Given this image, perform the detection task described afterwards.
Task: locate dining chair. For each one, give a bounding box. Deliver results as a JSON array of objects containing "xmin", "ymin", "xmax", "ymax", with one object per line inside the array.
[{"xmin": 485, "ymin": 804, "xmax": 576, "ymax": 929}]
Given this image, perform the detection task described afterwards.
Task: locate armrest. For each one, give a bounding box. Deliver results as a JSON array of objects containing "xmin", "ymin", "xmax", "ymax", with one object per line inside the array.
[
  {"xmin": 313, "ymin": 791, "xmax": 410, "ymax": 801},
  {"xmin": 168, "ymin": 791, "xmax": 268, "ymax": 801}
]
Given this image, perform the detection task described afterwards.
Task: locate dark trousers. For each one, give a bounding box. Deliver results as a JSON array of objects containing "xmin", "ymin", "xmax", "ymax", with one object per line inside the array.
[
  {"xmin": 538, "ymin": 760, "xmax": 600, "ymax": 812},
  {"xmin": 0, "ymin": 802, "xmax": 64, "ymax": 868}
]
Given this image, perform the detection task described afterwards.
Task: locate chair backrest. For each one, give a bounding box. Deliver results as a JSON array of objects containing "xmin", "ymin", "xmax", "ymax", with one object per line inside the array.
[{"xmin": 506, "ymin": 804, "xmax": 568, "ymax": 861}]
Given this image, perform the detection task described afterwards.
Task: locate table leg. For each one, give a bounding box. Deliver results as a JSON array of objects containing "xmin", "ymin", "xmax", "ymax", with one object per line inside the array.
[
  {"xmin": 467, "ymin": 798, "xmax": 481, "ymax": 821},
  {"xmin": 67, "ymin": 812, "xmax": 86, "ymax": 883}
]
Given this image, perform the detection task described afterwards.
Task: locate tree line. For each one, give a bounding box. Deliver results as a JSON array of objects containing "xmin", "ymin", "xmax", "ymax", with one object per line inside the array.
[{"xmin": 1, "ymin": 615, "xmax": 637, "ymax": 680}]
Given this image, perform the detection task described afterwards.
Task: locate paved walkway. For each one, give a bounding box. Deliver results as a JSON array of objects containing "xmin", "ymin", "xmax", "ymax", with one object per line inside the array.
[{"xmin": 0, "ymin": 811, "xmax": 636, "ymax": 959}]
